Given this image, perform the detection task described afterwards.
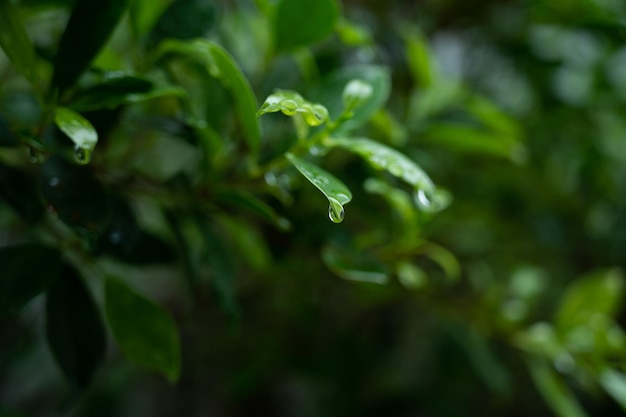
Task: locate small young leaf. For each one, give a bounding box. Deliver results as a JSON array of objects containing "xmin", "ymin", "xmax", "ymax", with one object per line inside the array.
[
  {"xmin": 257, "ymin": 90, "xmax": 329, "ymax": 126},
  {"xmin": 322, "ymin": 245, "xmax": 389, "ymax": 284},
  {"xmin": 104, "ymin": 277, "xmax": 181, "ymax": 382},
  {"xmin": 310, "ymin": 65, "xmax": 390, "ymax": 134},
  {"xmin": 286, "ymin": 153, "xmax": 352, "ymax": 223},
  {"xmin": 0, "ymin": 0, "xmax": 39, "ymax": 87},
  {"xmin": 342, "ymin": 79, "xmax": 373, "ymax": 112},
  {"xmin": 46, "ymin": 263, "xmax": 107, "ymax": 388},
  {"xmin": 158, "ymin": 39, "xmax": 260, "ymax": 155},
  {"xmin": 0, "ymin": 243, "xmax": 62, "ymax": 317},
  {"xmin": 54, "ymin": 107, "xmax": 98, "ymax": 164},
  {"xmin": 274, "ymin": 0, "xmax": 339, "ymax": 52},
  {"xmin": 52, "ymin": 0, "xmax": 129, "ymax": 92}
]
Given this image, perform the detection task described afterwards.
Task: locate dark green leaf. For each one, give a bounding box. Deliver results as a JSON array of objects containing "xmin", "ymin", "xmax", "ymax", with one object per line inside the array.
[
  {"xmin": 274, "ymin": 0, "xmax": 339, "ymax": 52},
  {"xmin": 52, "ymin": 0, "xmax": 129, "ymax": 92},
  {"xmin": 0, "ymin": 243, "xmax": 62, "ymax": 317},
  {"xmin": 0, "ymin": 162, "xmax": 44, "ymax": 222},
  {"xmin": 104, "ymin": 277, "xmax": 181, "ymax": 382},
  {"xmin": 286, "ymin": 153, "xmax": 352, "ymax": 223},
  {"xmin": 159, "ymin": 39, "xmax": 260, "ymax": 156},
  {"xmin": 149, "ymin": 0, "xmax": 217, "ymax": 45},
  {"xmin": 215, "ymin": 189, "xmax": 291, "ymax": 230},
  {"xmin": 0, "ymin": 116, "xmax": 19, "ymax": 147},
  {"xmin": 97, "ymin": 197, "xmax": 176, "ymax": 265},
  {"xmin": 0, "ymin": 0, "xmax": 39, "ymax": 87},
  {"xmin": 39, "ymin": 155, "xmax": 111, "ymax": 234},
  {"xmin": 322, "ymin": 245, "xmax": 389, "ymax": 284},
  {"xmin": 46, "ymin": 263, "xmax": 107, "ymax": 388},
  {"xmin": 196, "ymin": 218, "xmax": 239, "ymax": 317},
  {"xmin": 423, "ymin": 123, "xmax": 526, "ymax": 162},
  {"xmin": 71, "ymin": 74, "xmax": 153, "ymax": 110}
]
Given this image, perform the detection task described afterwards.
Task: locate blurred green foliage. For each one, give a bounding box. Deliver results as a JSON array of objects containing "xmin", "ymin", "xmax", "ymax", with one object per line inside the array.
[{"xmin": 1, "ymin": 0, "xmax": 626, "ymax": 416}]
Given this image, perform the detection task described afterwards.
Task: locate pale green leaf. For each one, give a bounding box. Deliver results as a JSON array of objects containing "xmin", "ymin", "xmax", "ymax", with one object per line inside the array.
[
  {"xmin": 54, "ymin": 107, "xmax": 98, "ymax": 165},
  {"xmin": 286, "ymin": 153, "xmax": 351, "ymax": 223},
  {"xmin": 257, "ymin": 90, "xmax": 329, "ymax": 126}
]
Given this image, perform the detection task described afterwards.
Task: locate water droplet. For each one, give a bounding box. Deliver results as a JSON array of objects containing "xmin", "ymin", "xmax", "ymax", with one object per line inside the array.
[
  {"xmin": 416, "ymin": 189, "xmax": 433, "ymax": 209},
  {"xmin": 280, "ymin": 99, "xmax": 298, "ymax": 115},
  {"xmin": 414, "ymin": 188, "xmax": 451, "ymax": 213},
  {"xmin": 109, "ymin": 231, "xmax": 123, "ymax": 245},
  {"xmin": 74, "ymin": 146, "xmax": 92, "ymax": 165},
  {"xmin": 328, "ymin": 201, "xmax": 345, "ymax": 223}
]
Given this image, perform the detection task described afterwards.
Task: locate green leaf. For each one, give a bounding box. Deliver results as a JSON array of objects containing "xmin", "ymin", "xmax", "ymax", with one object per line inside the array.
[
  {"xmin": 329, "ymin": 137, "xmax": 450, "ymax": 212},
  {"xmin": 274, "ymin": 0, "xmax": 339, "ymax": 52},
  {"xmin": 309, "ymin": 65, "xmax": 390, "ymax": 134},
  {"xmin": 330, "ymin": 137, "xmax": 433, "ymax": 189},
  {"xmin": 71, "ymin": 74, "xmax": 186, "ymax": 111},
  {"xmin": 257, "ymin": 90, "xmax": 329, "ymax": 126},
  {"xmin": 0, "ymin": 243, "xmax": 62, "ymax": 317},
  {"xmin": 0, "ymin": 0, "xmax": 39, "ymax": 87},
  {"xmin": 158, "ymin": 39, "xmax": 260, "ymax": 156},
  {"xmin": 286, "ymin": 153, "xmax": 352, "ymax": 223},
  {"xmin": 196, "ymin": 218, "xmax": 239, "ymax": 317},
  {"xmin": 0, "ymin": 116, "xmax": 19, "ymax": 147},
  {"xmin": 97, "ymin": 197, "xmax": 176, "ymax": 265},
  {"xmin": 46, "ymin": 263, "xmax": 106, "ymax": 388},
  {"xmin": 54, "ymin": 107, "xmax": 98, "ymax": 164},
  {"xmin": 104, "ymin": 277, "xmax": 181, "ymax": 382},
  {"xmin": 215, "ymin": 189, "xmax": 291, "ymax": 230},
  {"xmin": 39, "ymin": 155, "xmax": 111, "ymax": 234},
  {"xmin": 599, "ymin": 368, "xmax": 626, "ymax": 412},
  {"xmin": 396, "ymin": 262, "xmax": 427, "ymax": 289},
  {"xmin": 322, "ymin": 245, "xmax": 389, "ymax": 284},
  {"xmin": 527, "ymin": 358, "xmax": 589, "ymax": 417},
  {"xmin": 555, "ymin": 268, "xmax": 624, "ymax": 332},
  {"xmin": 0, "ymin": 162, "xmax": 44, "ymax": 222},
  {"xmin": 423, "ymin": 122, "xmax": 527, "ymax": 162},
  {"xmin": 217, "ymin": 215, "xmax": 272, "ymax": 272},
  {"xmin": 51, "ymin": 0, "xmax": 129, "ymax": 92},
  {"xmin": 149, "ymin": 0, "xmax": 217, "ymax": 45},
  {"xmin": 403, "ymin": 28, "xmax": 433, "ymax": 88}
]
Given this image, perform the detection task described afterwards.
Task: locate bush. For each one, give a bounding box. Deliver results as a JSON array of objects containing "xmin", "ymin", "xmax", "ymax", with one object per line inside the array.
[{"xmin": 1, "ymin": 0, "xmax": 626, "ymax": 416}]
